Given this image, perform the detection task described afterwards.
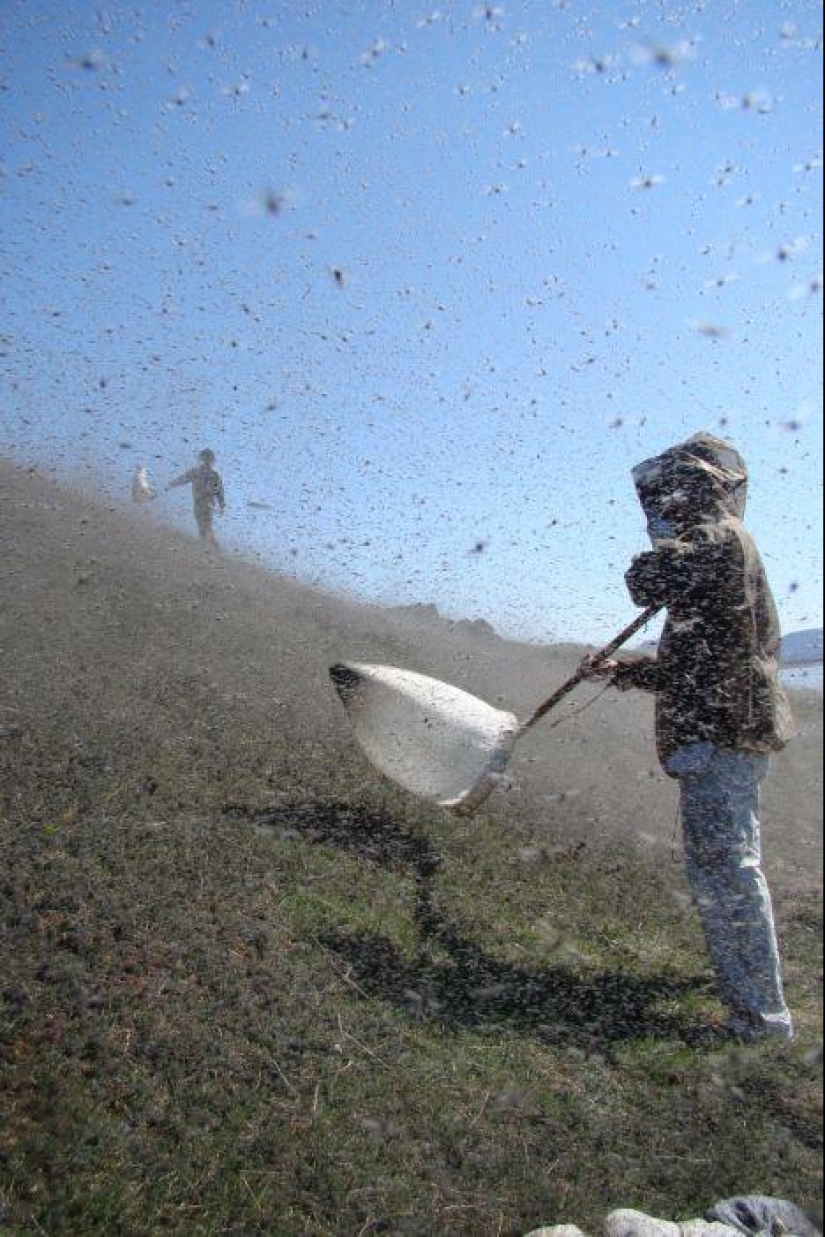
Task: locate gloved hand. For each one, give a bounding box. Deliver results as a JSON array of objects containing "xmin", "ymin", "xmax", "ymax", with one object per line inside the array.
[{"xmin": 579, "ymin": 654, "xmax": 620, "ymax": 681}]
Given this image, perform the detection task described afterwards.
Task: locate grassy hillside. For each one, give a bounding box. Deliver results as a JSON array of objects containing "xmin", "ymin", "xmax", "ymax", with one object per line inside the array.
[{"xmin": 1, "ymin": 461, "xmax": 821, "ymax": 1235}]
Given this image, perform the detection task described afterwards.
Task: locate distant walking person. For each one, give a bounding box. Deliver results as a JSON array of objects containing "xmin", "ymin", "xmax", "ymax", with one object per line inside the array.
[
  {"xmin": 582, "ymin": 432, "xmax": 794, "ymax": 1042},
  {"xmin": 167, "ymin": 448, "xmax": 226, "ymax": 548}
]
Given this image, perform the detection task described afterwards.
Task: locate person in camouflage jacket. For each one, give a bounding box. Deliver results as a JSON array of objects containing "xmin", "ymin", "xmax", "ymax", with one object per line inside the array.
[{"xmin": 585, "ymin": 433, "xmax": 794, "ymax": 1041}]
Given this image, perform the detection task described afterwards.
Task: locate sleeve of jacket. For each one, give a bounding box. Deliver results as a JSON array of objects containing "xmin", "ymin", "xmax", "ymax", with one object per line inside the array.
[
  {"xmin": 168, "ymin": 469, "xmax": 196, "ymax": 489},
  {"xmin": 613, "ymin": 654, "xmax": 660, "ymax": 693},
  {"xmin": 215, "ymin": 474, "xmax": 226, "ymax": 510},
  {"xmin": 625, "ymin": 528, "xmax": 728, "ymax": 609}
]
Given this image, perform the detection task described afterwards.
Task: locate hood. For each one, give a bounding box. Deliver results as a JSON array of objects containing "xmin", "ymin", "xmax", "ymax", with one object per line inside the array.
[{"xmin": 631, "ymin": 432, "xmax": 748, "ymax": 531}]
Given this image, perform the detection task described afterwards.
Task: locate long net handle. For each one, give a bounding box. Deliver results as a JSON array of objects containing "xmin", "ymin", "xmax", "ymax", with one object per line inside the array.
[{"xmin": 519, "ymin": 604, "xmax": 660, "ymax": 734}]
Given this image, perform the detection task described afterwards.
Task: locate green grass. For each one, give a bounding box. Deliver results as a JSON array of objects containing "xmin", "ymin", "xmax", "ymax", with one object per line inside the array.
[{"xmin": 1, "ymin": 764, "xmax": 821, "ymax": 1236}]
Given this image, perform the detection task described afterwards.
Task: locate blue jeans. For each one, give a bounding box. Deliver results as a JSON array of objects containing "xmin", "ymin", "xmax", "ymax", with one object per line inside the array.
[{"xmin": 667, "ymin": 743, "xmax": 793, "ymax": 1038}]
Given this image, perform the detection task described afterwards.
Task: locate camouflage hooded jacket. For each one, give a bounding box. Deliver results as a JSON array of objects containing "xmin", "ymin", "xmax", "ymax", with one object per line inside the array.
[{"xmin": 614, "ymin": 433, "xmax": 793, "ymax": 773}]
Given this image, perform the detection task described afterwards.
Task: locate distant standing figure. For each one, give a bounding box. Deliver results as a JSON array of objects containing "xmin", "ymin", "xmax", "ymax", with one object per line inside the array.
[
  {"xmin": 131, "ymin": 463, "xmax": 156, "ymax": 503},
  {"xmin": 166, "ymin": 448, "xmax": 226, "ymax": 548}
]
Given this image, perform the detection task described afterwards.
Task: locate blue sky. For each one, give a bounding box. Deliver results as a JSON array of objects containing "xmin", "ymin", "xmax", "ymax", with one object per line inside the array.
[{"xmin": 1, "ymin": 0, "xmax": 822, "ymax": 643}]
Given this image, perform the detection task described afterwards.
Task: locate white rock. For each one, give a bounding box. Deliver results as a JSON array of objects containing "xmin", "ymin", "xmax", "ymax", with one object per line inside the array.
[
  {"xmin": 605, "ymin": 1211, "xmax": 679, "ymax": 1237},
  {"xmin": 522, "ymin": 1228, "xmax": 589, "ymax": 1237},
  {"xmin": 680, "ymin": 1223, "xmax": 737, "ymax": 1236}
]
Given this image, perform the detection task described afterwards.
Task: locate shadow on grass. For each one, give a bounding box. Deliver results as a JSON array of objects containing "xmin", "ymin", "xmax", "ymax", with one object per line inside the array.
[
  {"xmin": 227, "ymin": 799, "xmax": 716, "ymax": 1047},
  {"xmin": 224, "ymin": 798, "xmax": 441, "ymax": 875}
]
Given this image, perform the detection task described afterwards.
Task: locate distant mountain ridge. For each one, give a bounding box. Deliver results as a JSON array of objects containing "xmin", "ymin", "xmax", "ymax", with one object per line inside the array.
[
  {"xmin": 390, "ymin": 602, "xmax": 499, "ymax": 641},
  {"xmin": 780, "ymin": 628, "xmax": 824, "ymax": 667},
  {"xmin": 391, "ymin": 604, "xmax": 823, "ymax": 668},
  {"xmin": 637, "ymin": 628, "xmax": 822, "ymax": 667}
]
